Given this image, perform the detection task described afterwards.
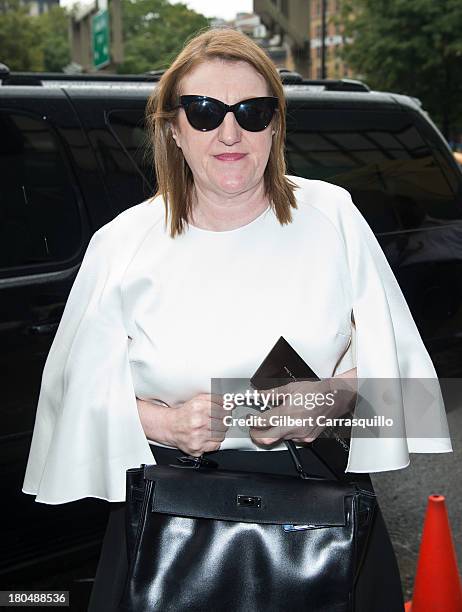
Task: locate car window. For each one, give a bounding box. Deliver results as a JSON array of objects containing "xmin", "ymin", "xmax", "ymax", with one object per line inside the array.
[
  {"xmin": 0, "ymin": 110, "xmax": 82, "ymax": 272},
  {"xmin": 285, "ymin": 108, "xmax": 462, "ymax": 233},
  {"xmin": 104, "ymin": 109, "xmax": 155, "ymax": 211}
]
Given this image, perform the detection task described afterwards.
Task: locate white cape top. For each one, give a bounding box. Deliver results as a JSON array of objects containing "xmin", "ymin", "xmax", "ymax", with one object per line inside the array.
[{"xmin": 22, "ymin": 175, "xmax": 452, "ymax": 504}]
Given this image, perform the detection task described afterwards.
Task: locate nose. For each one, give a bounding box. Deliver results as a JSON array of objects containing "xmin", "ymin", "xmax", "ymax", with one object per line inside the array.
[{"xmin": 217, "ymin": 111, "xmax": 241, "ymax": 146}]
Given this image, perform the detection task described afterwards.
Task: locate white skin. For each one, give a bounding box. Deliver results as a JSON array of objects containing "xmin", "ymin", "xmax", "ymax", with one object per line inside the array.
[{"xmin": 136, "ymin": 58, "xmax": 357, "ymax": 455}]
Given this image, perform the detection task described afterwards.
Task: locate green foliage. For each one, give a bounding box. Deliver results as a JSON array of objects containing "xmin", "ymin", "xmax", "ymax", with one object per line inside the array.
[
  {"xmin": 0, "ymin": 0, "xmax": 44, "ymax": 70},
  {"xmin": 119, "ymin": 0, "xmax": 210, "ymax": 73},
  {"xmin": 335, "ymin": 0, "xmax": 462, "ymax": 136},
  {"xmin": 0, "ymin": 0, "xmax": 207, "ymax": 75},
  {"xmin": 38, "ymin": 6, "xmax": 71, "ymax": 72},
  {"xmin": 0, "ymin": 0, "xmax": 70, "ymax": 72}
]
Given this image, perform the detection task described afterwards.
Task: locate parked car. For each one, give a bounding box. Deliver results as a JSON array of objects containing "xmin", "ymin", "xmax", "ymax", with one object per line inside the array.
[{"xmin": 1, "ymin": 65, "xmax": 462, "ymax": 599}]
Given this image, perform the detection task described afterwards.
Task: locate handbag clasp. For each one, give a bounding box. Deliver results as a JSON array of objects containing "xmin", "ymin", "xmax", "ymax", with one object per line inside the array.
[
  {"xmin": 237, "ymin": 495, "xmax": 262, "ymax": 508},
  {"xmin": 176, "ymin": 455, "xmax": 218, "ymax": 469}
]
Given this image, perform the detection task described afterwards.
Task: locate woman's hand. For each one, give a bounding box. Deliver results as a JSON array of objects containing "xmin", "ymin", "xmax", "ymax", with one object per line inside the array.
[
  {"xmin": 249, "ymin": 370, "xmax": 357, "ymax": 446},
  {"xmin": 136, "ymin": 393, "xmax": 229, "ymax": 456}
]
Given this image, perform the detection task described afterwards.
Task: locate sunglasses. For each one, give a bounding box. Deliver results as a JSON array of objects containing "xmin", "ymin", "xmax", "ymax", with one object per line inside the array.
[{"xmin": 174, "ymin": 95, "xmax": 278, "ymax": 132}]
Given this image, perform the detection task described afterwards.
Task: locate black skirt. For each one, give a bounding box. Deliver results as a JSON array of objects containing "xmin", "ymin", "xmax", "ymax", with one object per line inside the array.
[{"xmin": 88, "ymin": 444, "xmax": 405, "ymax": 612}]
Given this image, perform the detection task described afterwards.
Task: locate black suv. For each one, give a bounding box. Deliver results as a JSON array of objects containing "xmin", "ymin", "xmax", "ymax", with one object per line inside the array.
[{"xmin": 2, "ymin": 66, "xmax": 462, "ymax": 603}]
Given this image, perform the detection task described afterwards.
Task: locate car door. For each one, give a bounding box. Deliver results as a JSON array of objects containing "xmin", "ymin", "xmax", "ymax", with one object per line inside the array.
[
  {"xmin": 0, "ymin": 86, "xmax": 109, "ymax": 580},
  {"xmin": 66, "ymin": 86, "xmax": 155, "ymax": 214}
]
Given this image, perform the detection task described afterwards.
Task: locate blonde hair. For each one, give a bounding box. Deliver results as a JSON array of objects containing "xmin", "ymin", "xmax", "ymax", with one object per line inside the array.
[{"xmin": 145, "ymin": 27, "xmax": 298, "ymax": 238}]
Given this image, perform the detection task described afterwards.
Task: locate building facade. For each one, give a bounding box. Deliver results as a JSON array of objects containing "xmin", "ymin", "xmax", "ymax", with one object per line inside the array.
[
  {"xmin": 309, "ymin": 0, "xmax": 354, "ymax": 79},
  {"xmin": 253, "ymin": 0, "xmax": 355, "ymax": 79},
  {"xmin": 24, "ymin": 0, "xmax": 59, "ymax": 16}
]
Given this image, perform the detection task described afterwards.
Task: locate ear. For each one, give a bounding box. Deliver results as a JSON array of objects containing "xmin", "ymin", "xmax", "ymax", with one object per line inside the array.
[{"xmin": 169, "ymin": 122, "xmax": 182, "ymax": 149}]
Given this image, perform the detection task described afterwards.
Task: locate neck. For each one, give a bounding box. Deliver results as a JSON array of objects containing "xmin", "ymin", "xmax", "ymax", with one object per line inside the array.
[{"xmin": 189, "ymin": 179, "xmax": 269, "ymax": 231}]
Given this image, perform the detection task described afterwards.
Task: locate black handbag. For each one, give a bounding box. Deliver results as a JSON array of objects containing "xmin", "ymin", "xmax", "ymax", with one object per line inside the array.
[{"xmin": 118, "ymin": 441, "xmax": 377, "ymax": 612}]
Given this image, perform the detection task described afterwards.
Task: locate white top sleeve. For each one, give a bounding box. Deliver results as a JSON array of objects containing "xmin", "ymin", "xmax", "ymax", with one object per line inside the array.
[
  {"xmin": 325, "ymin": 186, "xmax": 453, "ymax": 473},
  {"xmin": 22, "ymin": 226, "xmax": 154, "ymax": 504}
]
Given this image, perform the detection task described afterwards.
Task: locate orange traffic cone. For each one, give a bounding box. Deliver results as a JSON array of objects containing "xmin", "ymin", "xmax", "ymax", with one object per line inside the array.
[{"xmin": 405, "ymin": 494, "xmax": 462, "ymax": 611}]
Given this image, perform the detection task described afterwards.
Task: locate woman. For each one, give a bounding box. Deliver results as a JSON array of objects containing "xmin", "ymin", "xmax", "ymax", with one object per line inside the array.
[{"xmin": 22, "ymin": 28, "xmax": 452, "ymax": 611}]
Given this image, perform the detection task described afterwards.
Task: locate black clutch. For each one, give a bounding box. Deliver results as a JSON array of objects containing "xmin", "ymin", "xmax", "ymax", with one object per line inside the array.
[{"xmin": 249, "ymin": 335, "xmax": 352, "ymax": 479}]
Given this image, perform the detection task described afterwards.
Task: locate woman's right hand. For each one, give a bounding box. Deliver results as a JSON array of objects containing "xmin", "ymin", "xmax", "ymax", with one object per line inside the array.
[{"xmin": 166, "ymin": 393, "xmax": 229, "ymax": 456}]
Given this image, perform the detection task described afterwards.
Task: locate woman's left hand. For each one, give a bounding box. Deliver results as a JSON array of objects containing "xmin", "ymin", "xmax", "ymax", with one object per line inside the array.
[{"xmin": 249, "ymin": 375, "xmax": 357, "ymax": 446}]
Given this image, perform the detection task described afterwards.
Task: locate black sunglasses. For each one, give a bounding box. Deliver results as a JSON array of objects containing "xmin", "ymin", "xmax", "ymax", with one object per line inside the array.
[{"xmin": 174, "ymin": 95, "xmax": 278, "ymax": 132}]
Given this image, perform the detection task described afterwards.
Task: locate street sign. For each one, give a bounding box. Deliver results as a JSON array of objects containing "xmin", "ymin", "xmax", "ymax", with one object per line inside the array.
[{"xmin": 92, "ymin": 9, "xmax": 110, "ymax": 69}]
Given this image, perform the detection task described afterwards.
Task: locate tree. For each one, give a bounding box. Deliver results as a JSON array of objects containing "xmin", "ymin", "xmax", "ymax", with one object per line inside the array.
[
  {"xmin": 37, "ymin": 6, "xmax": 71, "ymax": 72},
  {"xmin": 0, "ymin": 0, "xmax": 209, "ymax": 75},
  {"xmin": 337, "ymin": 0, "xmax": 462, "ymax": 138},
  {"xmin": 119, "ymin": 0, "xmax": 210, "ymax": 73},
  {"xmin": 0, "ymin": 0, "xmax": 70, "ymax": 72},
  {"xmin": 0, "ymin": 0, "xmax": 44, "ymax": 70}
]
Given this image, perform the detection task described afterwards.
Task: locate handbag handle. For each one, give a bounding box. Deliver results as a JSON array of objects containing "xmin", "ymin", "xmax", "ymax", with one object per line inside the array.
[
  {"xmin": 176, "ymin": 440, "xmax": 337, "ymax": 481},
  {"xmin": 148, "ymin": 398, "xmax": 340, "ymax": 481}
]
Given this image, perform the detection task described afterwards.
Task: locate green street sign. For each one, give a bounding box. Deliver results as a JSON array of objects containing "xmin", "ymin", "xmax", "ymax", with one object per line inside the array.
[{"xmin": 92, "ymin": 9, "xmax": 110, "ymax": 69}]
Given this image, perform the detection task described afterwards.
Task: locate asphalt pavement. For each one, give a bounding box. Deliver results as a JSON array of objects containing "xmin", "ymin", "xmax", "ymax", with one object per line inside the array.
[{"xmin": 372, "ymin": 404, "xmax": 462, "ymax": 600}]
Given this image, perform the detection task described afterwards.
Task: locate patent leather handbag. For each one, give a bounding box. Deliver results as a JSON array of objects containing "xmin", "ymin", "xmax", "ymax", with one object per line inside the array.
[{"xmin": 118, "ymin": 441, "xmax": 377, "ymax": 612}]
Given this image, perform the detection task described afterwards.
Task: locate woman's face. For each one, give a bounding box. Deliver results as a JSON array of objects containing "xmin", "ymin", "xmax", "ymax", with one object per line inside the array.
[{"xmin": 171, "ymin": 58, "xmax": 274, "ymax": 198}]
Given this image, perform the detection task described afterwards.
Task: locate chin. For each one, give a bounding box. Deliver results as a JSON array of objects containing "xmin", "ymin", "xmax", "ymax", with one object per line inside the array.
[{"xmin": 214, "ymin": 173, "xmax": 253, "ymax": 194}]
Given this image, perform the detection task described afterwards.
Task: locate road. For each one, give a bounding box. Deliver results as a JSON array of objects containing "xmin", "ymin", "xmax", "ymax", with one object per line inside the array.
[{"xmin": 372, "ymin": 404, "xmax": 462, "ymax": 600}]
